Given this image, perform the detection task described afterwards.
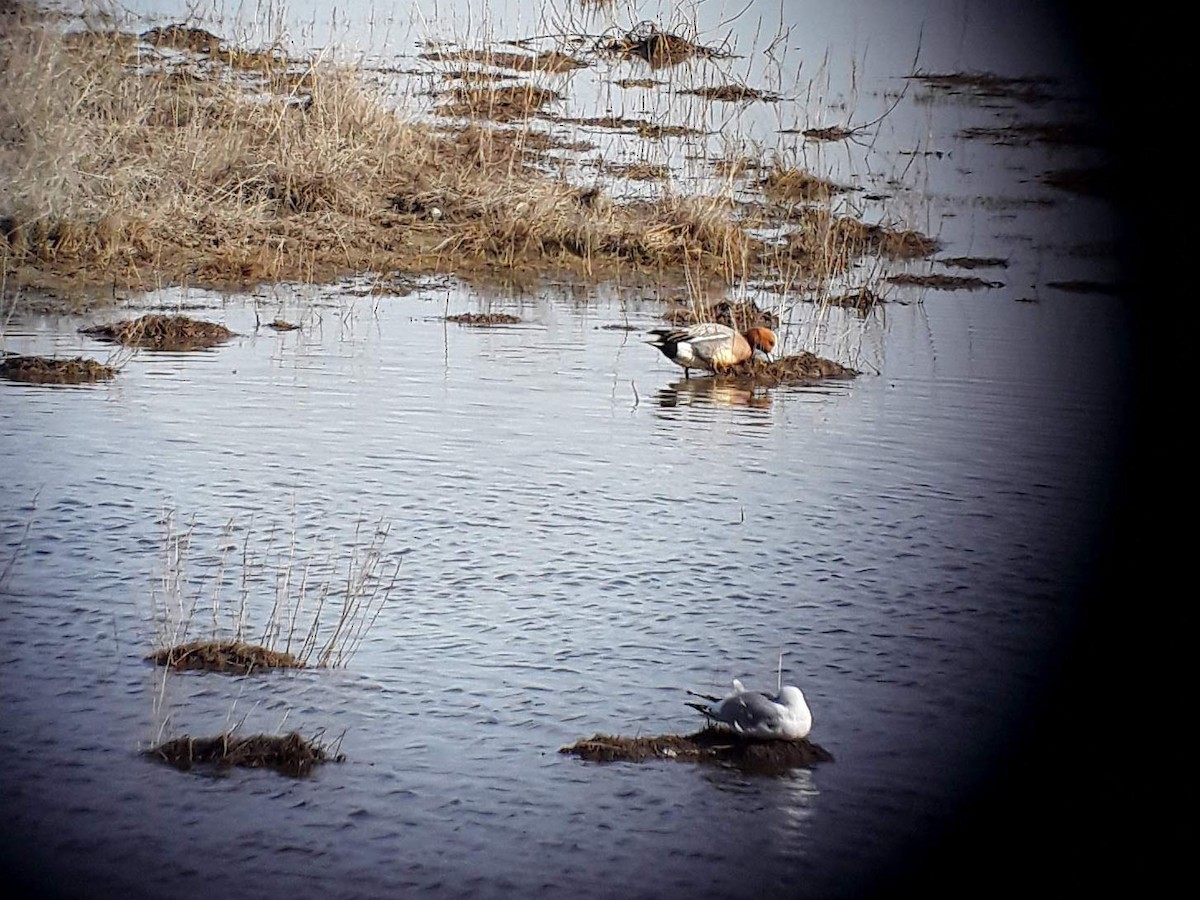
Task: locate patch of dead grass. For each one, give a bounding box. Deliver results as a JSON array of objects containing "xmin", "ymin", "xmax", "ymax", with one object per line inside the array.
[
  {"xmin": 81, "ymin": 314, "xmax": 235, "ymax": 350},
  {"xmin": 0, "ymin": 354, "xmax": 118, "ymax": 384},
  {"xmin": 445, "ymin": 312, "xmax": 521, "ymax": 325},
  {"xmin": 601, "ymin": 24, "xmax": 723, "ymax": 68},
  {"xmin": 437, "ymin": 84, "xmax": 563, "ymax": 121},
  {"xmin": 147, "ymin": 639, "xmax": 302, "ymax": 674},
  {"xmin": 146, "ymin": 731, "xmax": 339, "ymax": 777},
  {"xmin": 0, "ymin": 8, "xmax": 935, "ymax": 304}
]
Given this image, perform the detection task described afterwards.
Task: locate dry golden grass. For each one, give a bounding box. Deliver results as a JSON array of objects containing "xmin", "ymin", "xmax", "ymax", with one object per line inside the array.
[{"xmin": 0, "ymin": 7, "xmax": 936, "ymax": 305}]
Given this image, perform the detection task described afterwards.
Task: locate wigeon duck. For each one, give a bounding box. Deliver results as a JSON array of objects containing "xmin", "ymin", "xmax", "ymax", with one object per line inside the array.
[
  {"xmin": 646, "ymin": 323, "xmax": 777, "ymax": 377},
  {"xmin": 686, "ymin": 678, "xmax": 812, "ymax": 740}
]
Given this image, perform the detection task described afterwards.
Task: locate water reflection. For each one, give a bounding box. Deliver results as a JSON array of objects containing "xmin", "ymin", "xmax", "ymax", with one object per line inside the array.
[{"xmin": 654, "ymin": 377, "xmax": 773, "ymax": 411}]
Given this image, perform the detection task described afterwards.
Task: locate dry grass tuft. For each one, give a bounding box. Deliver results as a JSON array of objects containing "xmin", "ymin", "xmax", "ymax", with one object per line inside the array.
[
  {"xmin": 147, "ymin": 639, "xmax": 302, "ymax": 674},
  {"xmin": 445, "ymin": 312, "xmax": 521, "ymax": 325},
  {"xmin": 437, "ymin": 83, "xmax": 562, "ymax": 121},
  {"xmin": 763, "ymin": 167, "xmax": 848, "ymax": 203},
  {"xmin": 81, "ymin": 314, "xmax": 235, "ymax": 350},
  {"xmin": 146, "ymin": 731, "xmax": 339, "ymax": 777},
  {"xmin": 722, "ymin": 352, "xmax": 859, "ymax": 385},
  {"xmin": 680, "ymin": 84, "xmax": 779, "ymax": 103},
  {"xmin": 0, "ymin": 354, "xmax": 118, "ymax": 384},
  {"xmin": 601, "ymin": 23, "xmax": 723, "ymax": 68}
]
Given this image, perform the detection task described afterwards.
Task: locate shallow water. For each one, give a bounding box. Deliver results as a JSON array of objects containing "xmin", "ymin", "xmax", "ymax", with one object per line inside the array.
[{"xmin": 2, "ymin": 2, "xmax": 1136, "ymax": 898}]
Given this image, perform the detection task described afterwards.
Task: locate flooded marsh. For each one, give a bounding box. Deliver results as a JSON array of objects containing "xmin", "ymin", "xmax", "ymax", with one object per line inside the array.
[{"xmin": 0, "ymin": 1, "xmax": 1142, "ymax": 899}]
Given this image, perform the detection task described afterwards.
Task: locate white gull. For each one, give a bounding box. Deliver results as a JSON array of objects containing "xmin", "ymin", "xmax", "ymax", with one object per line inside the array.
[{"xmin": 686, "ymin": 679, "xmax": 813, "ymax": 740}]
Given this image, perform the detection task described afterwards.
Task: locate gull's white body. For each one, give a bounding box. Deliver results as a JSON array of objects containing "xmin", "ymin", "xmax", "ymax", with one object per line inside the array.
[{"xmin": 688, "ymin": 679, "xmax": 812, "ymax": 740}]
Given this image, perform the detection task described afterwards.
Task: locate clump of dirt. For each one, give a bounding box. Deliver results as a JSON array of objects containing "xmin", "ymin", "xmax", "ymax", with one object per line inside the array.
[
  {"xmin": 937, "ymin": 256, "xmax": 1008, "ymax": 270},
  {"xmin": 268, "ymin": 318, "xmax": 300, "ymax": 331},
  {"xmin": 80, "ymin": 315, "xmax": 236, "ymax": 350},
  {"xmin": 680, "ymin": 85, "xmax": 779, "ymax": 103},
  {"xmin": 598, "ymin": 161, "xmax": 668, "ymax": 181},
  {"xmin": 785, "ymin": 212, "xmax": 938, "ymax": 266},
  {"xmin": 437, "ymin": 84, "xmax": 562, "ymax": 121},
  {"xmin": 445, "ymin": 312, "xmax": 522, "ymax": 325},
  {"xmin": 601, "ymin": 23, "xmax": 723, "ymax": 68},
  {"xmin": 140, "ymin": 24, "xmax": 223, "ymax": 54},
  {"xmin": 146, "ymin": 731, "xmax": 339, "ymax": 777},
  {"xmin": 826, "ymin": 288, "xmax": 885, "ymax": 313},
  {"xmin": 0, "ymin": 354, "xmax": 117, "ymax": 384},
  {"xmin": 909, "ymin": 71, "xmax": 1054, "ymax": 104},
  {"xmin": 662, "ymin": 300, "xmax": 779, "ymax": 330},
  {"xmin": 422, "ymin": 49, "xmax": 587, "ymax": 73},
  {"xmin": 723, "ymin": 352, "xmax": 858, "ymax": 386},
  {"xmin": 763, "ymin": 168, "xmax": 849, "ymax": 203},
  {"xmin": 885, "ymin": 273, "xmax": 1002, "ymax": 290},
  {"xmin": 441, "ymin": 69, "xmax": 518, "ymax": 83},
  {"xmin": 147, "ymin": 639, "xmax": 303, "ymax": 674},
  {"xmin": 803, "ymin": 125, "xmax": 854, "ymax": 141},
  {"xmin": 548, "ymin": 114, "xmax": 703, "ymax": 139},
  {"xmin": 561, "ymin": 727, "xmax": 834, "ymax": 775}
]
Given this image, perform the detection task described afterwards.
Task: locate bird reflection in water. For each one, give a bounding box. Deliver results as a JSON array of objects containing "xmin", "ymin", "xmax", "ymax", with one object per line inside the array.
[{"xmin": 655, "ymin": 375, "xmax": 772, "ymax": 410}]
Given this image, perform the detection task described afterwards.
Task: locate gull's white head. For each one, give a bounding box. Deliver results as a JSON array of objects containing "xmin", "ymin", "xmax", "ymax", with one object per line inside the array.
[{"xmin": 778, "ymin": 685, "xmax": 813, "ymax": 739}]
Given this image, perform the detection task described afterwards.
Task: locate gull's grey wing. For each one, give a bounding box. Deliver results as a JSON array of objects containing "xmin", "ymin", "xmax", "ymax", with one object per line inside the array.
[{"xmin": 713, "ymin": 692, "xmax": 784, "ymax": 733}]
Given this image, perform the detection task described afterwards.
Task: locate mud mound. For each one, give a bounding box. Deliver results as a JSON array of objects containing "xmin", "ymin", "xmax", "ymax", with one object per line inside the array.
[
  {"xmin": 0, "ymin": 355, "xmax": 117, "ymax": 384},
  {"xmin": 725, "ymin": 352, "xmax": 858, "ymax": 385},
  {"xmin": 561, "ymin": 727, "xmax": 834, "ymax": 775},
  {"xmin": 147, "ymin": 640, "xmax": 302, "ymax": 674},
  {"xmin": 885, "ymin": 273, "xmax": 1002, "ymax": 290},
  {"xmin": 825, "ymin": 288, "xmax": 885, "ymax": 313},
  {"xmin": 146, "ymin": 731, "xmax": 338, "ymax": 777},
  {"xmin": 81, "ymin": 314, "xmax": 235, "ymax": 350},
  {"xmin": 437, "ymin": 84, "xmax": 561, "ymax": 121},
  {"xmin": 602, "ymin": 23, "xmax": 723, "ymax": 68},
  {"xmin": 680, "ymin": 85, "xmax": 779, "ymax": 103},
  {"xmin": 445, "ymin": 312, "xmax": 521, "ymax": 325}
]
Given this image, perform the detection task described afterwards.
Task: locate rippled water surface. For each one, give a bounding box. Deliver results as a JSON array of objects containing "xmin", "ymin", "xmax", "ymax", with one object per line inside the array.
[{"xmin": 2, "ymin": 2, "xmax": 1136, "ymax": 898}]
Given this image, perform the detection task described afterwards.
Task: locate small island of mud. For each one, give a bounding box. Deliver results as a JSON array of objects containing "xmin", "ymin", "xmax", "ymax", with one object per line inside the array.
[
  {"xmin": 0, "ymin": 355, "xmax": 117, "ymax": 385},
  {"xmin": 145, "ymin": 731, "xmax": 339, "ymax": 777},
  {"xmin": 445, "ymin": 312, "xmax": 522, "ymax": 325},
  {"xmin": 561, "ymin": 727, "xmax": 833, "ymax": 775},
  {"xmin": 81, "ymin": 314, "xmax": 236, "ymax": 351},
  {"xmin": 148, "ymin": 639, "xmax": 302, "ymax": 674},
  {"xmin": 724, "ymin": 352, "xmax": 858, "ymax": 386}
]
